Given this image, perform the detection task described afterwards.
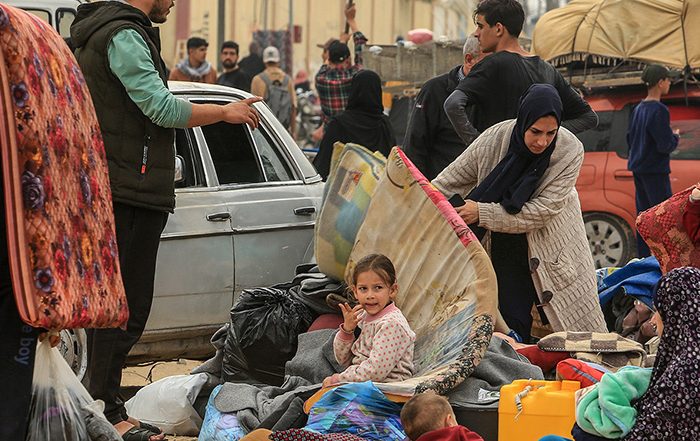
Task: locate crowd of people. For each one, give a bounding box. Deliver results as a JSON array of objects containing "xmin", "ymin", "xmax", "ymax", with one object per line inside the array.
[{"xmin": 1, "ymin": 0, "xmax": 699, "ymax": 440}]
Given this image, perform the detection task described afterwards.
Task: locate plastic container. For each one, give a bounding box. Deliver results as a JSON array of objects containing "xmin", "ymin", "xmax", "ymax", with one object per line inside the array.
[{"xmin": 498, "ymin": 380, "xmax": 580, "ymax": 441}]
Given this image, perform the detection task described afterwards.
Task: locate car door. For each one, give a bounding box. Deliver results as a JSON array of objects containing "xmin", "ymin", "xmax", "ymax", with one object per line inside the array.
[
  {"xmin": 194, "ymin": 99, "xmax": 319, "ymax": 303},
  {"xmin": 147, "ymin": 127, "xmax": 235, "ymax": 332}
]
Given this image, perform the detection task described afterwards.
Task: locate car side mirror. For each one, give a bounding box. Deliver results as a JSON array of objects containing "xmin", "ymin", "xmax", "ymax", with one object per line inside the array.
[{"xmin": 174, "ymin": 155, "xmax": 185, "ymax": 184}]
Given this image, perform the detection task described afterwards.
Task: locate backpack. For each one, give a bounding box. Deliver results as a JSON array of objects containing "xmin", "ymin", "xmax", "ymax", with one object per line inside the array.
[{"xmin": 260, "ymin": 72, "xmax": 292, "ymax": 128}]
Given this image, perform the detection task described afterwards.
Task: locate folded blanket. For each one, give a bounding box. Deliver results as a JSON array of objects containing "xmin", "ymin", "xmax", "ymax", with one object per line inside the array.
[
  {"xmin": 214, "ymin": 376, "xmax": 319, "ymax": 432},
  {"xmin": 598, "ymin": 257, "xmax": 661, "ymax": 310},
  {"xmin": 537, "ymin": 332, "xmax": 646, "ymax": 371},
  {"xmin": 575, "ymin": 366, "xmax": 652, "ymax": 438}
]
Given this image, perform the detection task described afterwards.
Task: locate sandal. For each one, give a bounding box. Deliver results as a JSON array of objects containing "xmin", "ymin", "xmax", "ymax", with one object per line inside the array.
[
  {"xmin": 137, "ymin": 422, "xmax": 163, "ymax": 435},
  {"xmin": 121, "ymin": 426, "xmax": 166, "ymax": 441}
]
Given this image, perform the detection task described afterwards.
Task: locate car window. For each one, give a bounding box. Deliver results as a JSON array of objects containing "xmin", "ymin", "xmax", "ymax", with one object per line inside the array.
[
  {"xmin": 56, "ymin": 9, "xmax": 76, "ymax": 39},
  {"xmin": 611, "ymin": 101, "xmax": 700, "ymax": 160},
  {"xmin": 23, "ymin": 9, "xmax": 51, "ymax": 25},
  {"xmin": 200, "ymin": 122, "xmax": 264, "ymax": 185},
  {"xmin": 668, "ymin": 102, "xmax": 700, "ymax": 160},
  {"xmin": 576, "ymin": 110, "xmax": 614, "ymax": 152},
  {"xmin": 250, "ymin": 127, "xmax": 294, "ymax": 182},
  {"xmin": 174, "ymin": 128, "xmax": 205, "ymax": 188}
]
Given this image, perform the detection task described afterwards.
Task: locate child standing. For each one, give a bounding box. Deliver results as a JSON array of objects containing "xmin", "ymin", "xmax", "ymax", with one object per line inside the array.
[
  {"xmin": 322, "ymin": 254, "xmax": 415, "ymax": 387},
  {"xmin": 626, "ymin": 64, "xmax": 680, "ymax": 257}
]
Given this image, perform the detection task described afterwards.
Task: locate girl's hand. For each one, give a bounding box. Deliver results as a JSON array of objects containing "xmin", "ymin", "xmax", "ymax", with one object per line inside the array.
[
  {"xmin": 322, "ymin": 374, "xmax": 340, "ymax": 388},
  {"xmin": 457, "ymin": 200, "xmax": 479, "ymax": 224},
  {"xmin": 339, "ymin": 303, "xmax": 363, "ymax": 333}
]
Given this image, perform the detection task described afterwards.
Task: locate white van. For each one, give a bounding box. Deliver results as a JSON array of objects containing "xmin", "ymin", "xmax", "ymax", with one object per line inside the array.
[{"xmin": 3, "ymin": 0, "xmax": 81, "ymax": 38}]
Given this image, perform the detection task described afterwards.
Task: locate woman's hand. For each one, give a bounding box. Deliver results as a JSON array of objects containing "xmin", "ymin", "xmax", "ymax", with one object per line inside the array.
[
  {"xmin": 456, "ymin": 200, "xmax": 479, "ymax": 224},
  {"xmin": 38, "ymin": 331, "xmax": 60, "ymax": 347},
  {"xmin": 691, "ymin": 183, "xmax": 700, "ymax": 202},
  {"xmin": 339, "ymin": 303, "xmax": 363, "ymax": 333}
]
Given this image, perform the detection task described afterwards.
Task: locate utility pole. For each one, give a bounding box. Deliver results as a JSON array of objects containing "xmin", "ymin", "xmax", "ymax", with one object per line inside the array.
[{"xmin": 217, "ymin": 0, "xmax": 225, "ymax": 70}]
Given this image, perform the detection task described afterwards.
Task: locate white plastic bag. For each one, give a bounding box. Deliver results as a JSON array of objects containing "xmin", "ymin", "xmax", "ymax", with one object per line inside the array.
[
  {"xmin": 27, "ymin": 341, "xmax": 121, "ymax": 441},
  {"xmin": 125, "ymin": 373, "xmax": 208, "ymax": 436}
]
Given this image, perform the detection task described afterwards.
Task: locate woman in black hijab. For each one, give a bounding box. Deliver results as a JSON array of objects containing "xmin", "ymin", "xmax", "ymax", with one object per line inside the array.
[
  {"xmin": 313, "ymin": 70, "xmax": 395, "ymax": 179},
  {"xmin": 433, "ymin": 84, "xmax": 606, "ymax": 340},
  {"xmin": 624, "ymin": 267, "xmax": 700, "ymax": 440}
]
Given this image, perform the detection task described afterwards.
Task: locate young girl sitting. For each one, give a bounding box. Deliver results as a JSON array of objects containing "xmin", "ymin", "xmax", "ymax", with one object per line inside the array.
[{"xmin": 322, "ymin": 254, "xmax": 415, "ymax": 387}]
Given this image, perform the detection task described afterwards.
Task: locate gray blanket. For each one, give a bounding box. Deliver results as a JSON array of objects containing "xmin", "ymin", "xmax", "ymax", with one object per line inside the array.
[
  {"xmin": 447, "ymin": 336, "xmax": 544, "ymax": 409},
  {"xmin": 285, "ymin": 329, "xmax": 344, "ymax": 382},
  {"xmin": 214, "ymin": 376, "xmax": 319, "ymax": 432}
]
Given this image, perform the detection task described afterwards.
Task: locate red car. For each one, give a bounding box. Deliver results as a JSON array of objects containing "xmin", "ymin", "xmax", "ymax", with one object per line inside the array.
[{"xmin": 576, "ymin": 83, "xmax": 700, "ymax": 268}]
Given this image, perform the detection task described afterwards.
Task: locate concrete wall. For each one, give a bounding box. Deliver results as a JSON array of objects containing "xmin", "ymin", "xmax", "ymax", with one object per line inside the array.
[{"xmin": 158, "ymin": 0, "xmax": 475, "ymax": 77}]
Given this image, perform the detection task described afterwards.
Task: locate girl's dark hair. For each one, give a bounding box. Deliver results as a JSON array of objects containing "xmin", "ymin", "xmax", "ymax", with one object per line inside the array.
[
  {"xmin": 351, "ymin": 254, "xmax": 397, "ymax": 286},
  {"xmin": 474, "ymin": 0, "xmax": 525, "ymax": 38}
]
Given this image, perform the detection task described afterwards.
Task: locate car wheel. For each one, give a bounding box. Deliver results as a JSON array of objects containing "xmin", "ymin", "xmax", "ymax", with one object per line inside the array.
[
  {"xmin": 583, "ymin": 212, "xmax": 635, "ymax": 269},
  {"xmin": 58, "ymin": 328, "xmax": 88, "ymax": 381}
]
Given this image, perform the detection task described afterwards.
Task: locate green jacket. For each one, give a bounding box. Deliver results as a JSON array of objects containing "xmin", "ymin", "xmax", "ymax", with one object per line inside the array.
[{"xmin": 71, "ymin": 2, "xmax": 176, "ymax": 212}]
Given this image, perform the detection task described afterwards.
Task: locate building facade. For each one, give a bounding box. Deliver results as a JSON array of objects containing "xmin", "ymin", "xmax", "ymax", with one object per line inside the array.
[{"xmin": 160, "ymin": 0, "xmax": 476, "ymax": 79}]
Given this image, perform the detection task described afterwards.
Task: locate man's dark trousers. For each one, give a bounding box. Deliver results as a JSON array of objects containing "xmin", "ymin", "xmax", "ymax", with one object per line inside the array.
[
  {"xmin": 633, "ymin": 173, "xmax": 672, "ymax": 257},
  {"xmin": 85, "ymin": 202, "xmax": 168, "ymax": 424}
]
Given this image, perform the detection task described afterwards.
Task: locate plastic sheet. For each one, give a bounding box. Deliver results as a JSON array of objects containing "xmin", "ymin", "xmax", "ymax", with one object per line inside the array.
[{"xmin": 305, "ymin": 382, "xmax": 406, "ymax": 441}]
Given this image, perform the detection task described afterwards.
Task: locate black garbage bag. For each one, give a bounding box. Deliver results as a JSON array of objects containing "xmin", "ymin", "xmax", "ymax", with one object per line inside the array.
[{"xmin": 222, "ymin": 287, "xmax": 315, "ymax": 386}]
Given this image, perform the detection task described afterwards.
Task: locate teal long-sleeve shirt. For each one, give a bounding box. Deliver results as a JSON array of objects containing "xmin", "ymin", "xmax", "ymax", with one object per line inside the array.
[{"xmin": 107, "ymin": 28, "xmax": 192, "ymax": 128}]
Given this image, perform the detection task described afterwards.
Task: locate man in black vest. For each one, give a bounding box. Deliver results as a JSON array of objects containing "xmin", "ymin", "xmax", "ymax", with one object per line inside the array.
[
  {"xmin": 403, "ymin": 36, "xmax": 485, "ymax": 180},
  {"xmin": 70, "ymin": 1, "xmax": 261, "ymax": 439}
]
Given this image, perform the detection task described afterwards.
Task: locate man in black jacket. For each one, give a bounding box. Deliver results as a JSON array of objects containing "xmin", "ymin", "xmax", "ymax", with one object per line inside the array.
[
  {"xmin": 444, "ymin": 0, "xmax": 597, "ymax": 143},
  {"xmin": 404, "ymin": 36, "xmax": 484, "ymax": 180}
]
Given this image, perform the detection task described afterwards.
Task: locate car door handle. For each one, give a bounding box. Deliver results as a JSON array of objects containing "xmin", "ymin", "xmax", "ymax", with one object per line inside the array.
[
  {"xmin": 293, "ymin": 206, "xmax": 316, "ymax": 216},
  {"xmin": 206, "ymin": 212, "xmax": 231, "ymax": 222},
  {"xmin": 613, "ymin": 170, "xmax": 634, "ymax": 180}
]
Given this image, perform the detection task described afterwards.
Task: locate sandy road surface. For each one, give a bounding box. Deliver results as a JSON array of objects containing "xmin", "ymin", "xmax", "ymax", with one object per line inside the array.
[{"xmin": 121, "ymin": 359, "xmax": 203, "ymax": 441}]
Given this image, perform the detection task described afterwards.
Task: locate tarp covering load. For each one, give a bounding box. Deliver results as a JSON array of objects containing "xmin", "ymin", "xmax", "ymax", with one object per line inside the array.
[
  {"xmin": 531, "ymin": 0, "xmax": 700, "ymax": 70},
  {"xmin": 346, "ymin": 148, "xmax": 498, "ymax": 396},
  {"xmin": 315, "ymin": 143, "xmax": 387, "ymax": 281}
]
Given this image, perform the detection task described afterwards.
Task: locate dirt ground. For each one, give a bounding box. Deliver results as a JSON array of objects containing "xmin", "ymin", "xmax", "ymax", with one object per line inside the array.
[{"xmin": 121, "ymin": 359, "xmax": 203, "ymax": 441}]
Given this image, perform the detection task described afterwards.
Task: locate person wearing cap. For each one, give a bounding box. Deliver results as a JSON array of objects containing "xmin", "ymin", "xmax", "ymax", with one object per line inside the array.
[
  {"xmin": 169, "ymin": 36, "xmax": 217, "ymax": 83},
  {"xmin": 627, "ymin": 64, "xmax": 681, "ymax": 257},
  {"xmin": 315, "ymin": 3, "xmax": 368, "ymax": 125},
  {"xmin": 217, "ymin": 40, "xmax": 252, "ymax": 92},
  {"xmin": 251, "ymin": 46, "xmax": 297, "ymax": 136},
  {"xmin": 317, "ymin": 37, "xmax": 340, "ymax": 65}
]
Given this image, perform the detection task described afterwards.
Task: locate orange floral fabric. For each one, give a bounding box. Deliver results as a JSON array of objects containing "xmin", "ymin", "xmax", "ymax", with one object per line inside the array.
[{"xmin": 0, "ymin": 5, "xmax": 128, "ymax": 329}]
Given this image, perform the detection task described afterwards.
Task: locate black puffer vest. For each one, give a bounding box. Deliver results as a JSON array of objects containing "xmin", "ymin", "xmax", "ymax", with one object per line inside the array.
[{"xmin": 71, "ymin": 2, "xmax": 176, "ymax": 212}]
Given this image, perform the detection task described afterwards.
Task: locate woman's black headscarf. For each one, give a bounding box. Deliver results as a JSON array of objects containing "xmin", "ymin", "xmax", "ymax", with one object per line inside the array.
[
  {"xmin": 314, "ymin": 70, "xmax": 395, "ymax": 179},
  {"xmin": 467, "ymin": 83, "xmax": 563, "ymax": 214}
]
